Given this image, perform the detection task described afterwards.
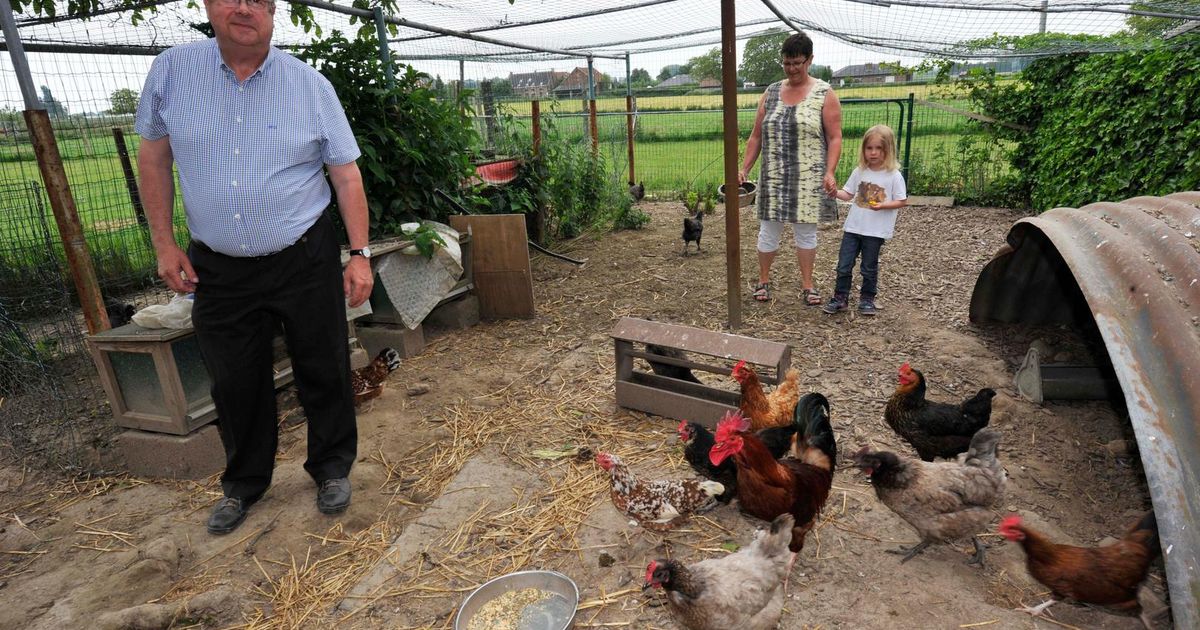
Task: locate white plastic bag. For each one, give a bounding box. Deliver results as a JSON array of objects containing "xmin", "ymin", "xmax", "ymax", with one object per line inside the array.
[{"xmin": 131, "ymin": 293, "xmax": 194, "ymax": 329}]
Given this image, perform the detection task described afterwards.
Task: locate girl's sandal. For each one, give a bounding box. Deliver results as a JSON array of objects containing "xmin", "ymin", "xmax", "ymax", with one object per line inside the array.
[
  {"xmin": 803, "ymin": 288, "xmax": 822, "ymax": 306},
  {"xmin": 753, "ymin": 283, "xmax": 771, "ymax": 302}
]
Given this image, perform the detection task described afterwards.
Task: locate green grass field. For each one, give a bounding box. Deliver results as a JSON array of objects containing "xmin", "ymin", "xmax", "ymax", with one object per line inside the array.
[{"xmin": 0, "ymin": 86, "xmax": 1004, "ymax": 286}]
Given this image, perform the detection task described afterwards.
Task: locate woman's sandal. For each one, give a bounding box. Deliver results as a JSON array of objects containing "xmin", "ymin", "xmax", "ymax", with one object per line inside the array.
[
  {"xmin": 803, "ymin": 288, "xmax": 822, "ymax": 306},
  {"xmin": 753, "ymin": 282, "xmax": 771, "ymax": 302}
]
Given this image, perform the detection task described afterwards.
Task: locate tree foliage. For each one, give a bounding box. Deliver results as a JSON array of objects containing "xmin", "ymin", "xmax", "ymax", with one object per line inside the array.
[
  {"xmin": 630, "ymin": 68, "xmax": 653, "ymax": 86},
  {"xmin": 688, "ymin": 48, "xmax": 722, "ymax": 82},
  {"xmin": 1126, "ymin": 1, "xmax": 1200, "ymax": 37},
  {"xmin": 657, "ymin": 64, "xmax": 686, "ymax": 81},
  {"xmin": 739, "ymin": 29, "xmax": 788, "ymax": 85},
  {"xmin": 11, "ymin": 0, "xmax": 399, "ymax": 38},
  {"xmin": 298, "ymin": 33, "xmax": 478, "ymax": 236},
  {"xmin": 959, "ymin": 41, "xmax": 1200, "ymax": 210},
  {"xmin": 109, "ymin": 88, "xmax": 139, "ymax": 115}
]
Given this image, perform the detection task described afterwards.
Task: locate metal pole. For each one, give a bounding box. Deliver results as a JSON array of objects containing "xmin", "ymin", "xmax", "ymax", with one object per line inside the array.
[
  {"xmin": 373, "ymin": 7, "xmax": 395, "ymax": 90},
  {"xmin": 721, "ymin": 0, "xmax": 741, "ymax": 329},
  {"xmin": 626, "ymin": 95, "xmax": 636, "ymax": 185},
  {"xmin": 626, "ymin": 52, "xmax": 636, "ymax": 184},
  {"xmin": 2, "ymin": 0, "xmax": 109, "ymax": 333},
  {"xmin": 904, "ymin": 93, "xmax": 915, "ymax": 180},
  {"xmin": 1039, "ymin": 0, "xmax": 1048, "ymax": 33},
  {"xmin": 586, "ymin": 55, "xmax": 596, "ymax": 101},
  {"xmin": 112, "ymin": 127, "xmax": 150, "ymax": 239},
  {"xmin": 0, "ymin": 0, "xmax": 39, "ymax": 110}
]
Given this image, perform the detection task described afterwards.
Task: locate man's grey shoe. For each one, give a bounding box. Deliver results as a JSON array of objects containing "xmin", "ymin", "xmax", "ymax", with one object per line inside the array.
[
  {"xmin": 317, "ymin": 477, "xmax": 351, "ymax": 514},
  {"xmin": 207, "ymin": 497, "xmax": 249, "ymax": 535}
]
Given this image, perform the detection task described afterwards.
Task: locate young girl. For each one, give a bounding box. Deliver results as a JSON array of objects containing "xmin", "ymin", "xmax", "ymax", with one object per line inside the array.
[{"xmin": 822, "ymin": 124, "xmax": 907, "ymax": 316}]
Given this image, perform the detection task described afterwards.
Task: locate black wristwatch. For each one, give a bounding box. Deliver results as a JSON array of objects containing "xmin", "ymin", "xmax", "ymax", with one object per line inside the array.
[{"xmin": 349, "ymin": 246, "xmax": 372, "ymax": 259}]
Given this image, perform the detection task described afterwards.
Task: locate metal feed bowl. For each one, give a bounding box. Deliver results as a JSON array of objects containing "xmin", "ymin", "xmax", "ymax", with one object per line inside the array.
[
  {"xmin": 718, "ymin": 181, "xmax": 757, "ymax": 208},
  {"xmin": 454, "ymin": 570, "xmax": 579, "ymax": 630}
]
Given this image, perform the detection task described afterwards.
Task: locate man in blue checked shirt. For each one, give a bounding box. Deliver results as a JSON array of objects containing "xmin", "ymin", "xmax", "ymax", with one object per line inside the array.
[{"xmin": 135, "ymin": 0, "xmax": 372, "ymax": 535}]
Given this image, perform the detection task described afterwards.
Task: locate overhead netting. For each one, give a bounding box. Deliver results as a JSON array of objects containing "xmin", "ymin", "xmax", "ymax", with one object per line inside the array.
[{"xmin": 7, "ymin": 0, "xmax": 1200, "ymax": 62}]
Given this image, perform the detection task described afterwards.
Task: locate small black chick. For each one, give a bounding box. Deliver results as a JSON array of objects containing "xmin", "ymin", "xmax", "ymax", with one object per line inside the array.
[
  {"xmin": 646, "ymin": 344, "xmax": 701, "ymax": 384},
  {"xmin": 682, "ymin": 210, "xmax": 703, "ymax": 255},
  {"xmin": 630, "ymin": 181, "xmax": 645, "ymax": 201},
  {"xmin": 105, "ymin": 300, "xmax": 135, "ymax": 328},
  {"xmin": 961, "ymin": 388, "xmax": 997, "ymax": 425}
]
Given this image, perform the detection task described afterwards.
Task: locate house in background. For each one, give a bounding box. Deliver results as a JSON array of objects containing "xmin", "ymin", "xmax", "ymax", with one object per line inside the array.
[
  {"xmin": 697, "ymin": 78, "xmax": 721, "ymax": 89},
  {"xmin": 509, "ymin": 70, "xmax": 569, "ymax": 98},
  {"xmin": 552, "ymin": 67, "xmax": 608, "ymax": 98},
  {"xmin": 654, "ymin": 73, "xmax": 696, "ymax": 89},
  {"xmin": 832, "ymin": 63, "xmax": 911, "ymax": 86}
]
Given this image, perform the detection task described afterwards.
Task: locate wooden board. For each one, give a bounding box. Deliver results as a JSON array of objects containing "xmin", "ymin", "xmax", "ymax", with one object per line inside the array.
[
  {"xmin": 449, "ymin": 215, "xmax": 534, "ymax": 319},
  {"xmin": 611, "ymin": 317, "xmax": 790, "ymax": 371}
]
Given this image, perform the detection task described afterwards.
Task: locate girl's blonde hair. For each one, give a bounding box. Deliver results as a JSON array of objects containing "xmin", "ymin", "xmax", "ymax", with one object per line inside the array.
[{"xmin": 858, "ymin": 124, "xmax": 900, "ymax": 171}]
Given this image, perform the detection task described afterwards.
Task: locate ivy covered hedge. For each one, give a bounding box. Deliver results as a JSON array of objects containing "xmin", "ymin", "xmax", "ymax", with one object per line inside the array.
[{"xmin": 963, "ymin": 41, "xmax": 1200, "ymax": 211}]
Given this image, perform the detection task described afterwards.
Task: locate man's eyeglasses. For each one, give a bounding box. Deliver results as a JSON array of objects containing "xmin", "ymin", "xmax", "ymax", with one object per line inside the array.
[{"xmin": 213, "ymin": 0, "xmax": 275, "ymax": 12}]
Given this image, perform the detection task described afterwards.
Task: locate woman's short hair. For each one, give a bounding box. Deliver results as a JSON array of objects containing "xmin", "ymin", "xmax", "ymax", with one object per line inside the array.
[{"xmin": 781, "ymin": 32, "xmax": 814, "ymax": 59}]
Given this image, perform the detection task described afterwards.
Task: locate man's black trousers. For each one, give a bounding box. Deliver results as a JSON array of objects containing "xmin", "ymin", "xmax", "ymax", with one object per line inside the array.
[{"xmin": 189, "ymin": 215, "xmax": 357, "ymax": 501}]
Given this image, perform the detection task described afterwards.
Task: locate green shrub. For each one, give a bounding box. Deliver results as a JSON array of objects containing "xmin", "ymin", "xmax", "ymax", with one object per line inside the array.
[
  {"xmin": 959, "ymin": 41, "xmax": 1200, "ymax": 210},
  {"xmin": 486, "ymin": 107, "xmax": 648, "ymax": 240},
  {"xmin": 300, "ymin": 33, "xmax": 480, "ymax": 236}
]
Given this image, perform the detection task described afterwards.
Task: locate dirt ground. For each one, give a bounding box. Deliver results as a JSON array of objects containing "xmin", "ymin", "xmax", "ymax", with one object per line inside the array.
[{"xmin": 0, "ymin": 200, "xmax": 1171, "ymax": 630}]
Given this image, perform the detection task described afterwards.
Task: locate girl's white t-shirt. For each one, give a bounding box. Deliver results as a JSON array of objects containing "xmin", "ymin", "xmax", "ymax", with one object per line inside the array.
[{"xmin": 841, "ymin": 166, "xmax": 907, "ymax": 239}]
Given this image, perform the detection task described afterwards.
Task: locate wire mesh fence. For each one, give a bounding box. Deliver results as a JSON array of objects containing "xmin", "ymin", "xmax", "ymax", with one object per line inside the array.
[{"xmin": 1, "ymin": 0, "xmax": 1196, "ymax": 469}]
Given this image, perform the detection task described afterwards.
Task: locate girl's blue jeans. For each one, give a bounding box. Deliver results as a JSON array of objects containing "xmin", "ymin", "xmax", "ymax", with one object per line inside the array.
[{"xmin": 833, "ymin": 232, "xmax": 885, "ymax": 298}]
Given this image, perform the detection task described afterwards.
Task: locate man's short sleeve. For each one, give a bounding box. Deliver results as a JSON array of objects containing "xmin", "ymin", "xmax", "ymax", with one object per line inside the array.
[
  {"xmin": 316, "ymin": 78, "xmax": 361, "ymax": 166},
  {"xmin": 135, "ymin": 53, "xmax": 169, "ymax": 140}
]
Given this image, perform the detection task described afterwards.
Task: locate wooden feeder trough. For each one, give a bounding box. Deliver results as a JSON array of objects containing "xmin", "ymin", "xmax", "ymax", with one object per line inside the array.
[{"xmin": 610, "ymin": 317, "xmax": 791, "ymax": 428}]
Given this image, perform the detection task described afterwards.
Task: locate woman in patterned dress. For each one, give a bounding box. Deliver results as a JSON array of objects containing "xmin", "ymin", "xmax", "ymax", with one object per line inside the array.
[{"xmin": 738, "ymin": 32, "xmax": 843, "ymax": 305}]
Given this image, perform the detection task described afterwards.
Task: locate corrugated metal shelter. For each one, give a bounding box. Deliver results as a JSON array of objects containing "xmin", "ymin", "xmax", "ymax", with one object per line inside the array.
[{"xmin": 970, "ymin": 192, "xmax": 1200, "ymax": 626}]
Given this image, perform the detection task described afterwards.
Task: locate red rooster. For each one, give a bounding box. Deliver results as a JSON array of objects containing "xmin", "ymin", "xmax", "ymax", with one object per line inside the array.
[
  {"xmin": 999, "ymin": 511, "xmax": 1163, "ymax": 626},
  {"xmin": 708, "ymin": 395, "xmax": 836, "ymax": 568},
  {"xmin": 595, "ymin": 452, "xmax": 724, "ymax": 531},
  {"xmin": 731, "ymin": 360, "xmax": 802, "ymax": 430}
]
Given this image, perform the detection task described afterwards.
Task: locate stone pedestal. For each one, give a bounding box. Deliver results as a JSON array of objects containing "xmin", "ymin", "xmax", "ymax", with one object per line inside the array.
[{"xmin": 116, "ymin": 423, "xmax": 225, "ymax": 479}]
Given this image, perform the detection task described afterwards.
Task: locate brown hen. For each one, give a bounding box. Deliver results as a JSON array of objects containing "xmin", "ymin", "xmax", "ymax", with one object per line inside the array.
[
  {"xmin": 1000, "ymin": 511, "xmax": 1162, "ymax": 626},
  {"xmin": 731, "ymin": 360, "xmax": 801, "ymax": 430}
]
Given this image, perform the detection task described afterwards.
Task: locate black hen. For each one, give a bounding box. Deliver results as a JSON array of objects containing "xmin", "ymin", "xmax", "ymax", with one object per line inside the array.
[
  {"xmin": 630, "ymin": 181, "xmax": 645, "ymax": 201},
  {"xmin": 885, "ymin": 363, "xmax": 995, "ymax": 461},
  {"xmin": 682, "ymin": 210, "xmax": 703, "ymax": 255},
  {"xmin": 105, "ymin": 300, "xmax": 135, "ymax": 328},
  {"xmin": 677, "ymin": 418, "xmax": 798, "ymax": 504},
  {"xmin": 646, "ymin": 344, "xmax": 701, "ymax": 384}
]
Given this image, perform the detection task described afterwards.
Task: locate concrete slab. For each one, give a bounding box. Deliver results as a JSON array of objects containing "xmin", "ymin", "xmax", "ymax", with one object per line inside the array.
[
  {"xmin": 336, "ymin": 453, "xmax": 536, "ymax": 615},
  {"xmin": 907, "ymin": 195, "xmax": 955, "ymax": 206},
  {"xmin": 356, "ymin": 323, "xmax": 425, "ymax": 359},
  {"xmin": 115, "ymin": 423, "xmax": 224, "ymax": 479},
  {"xmin": 424, "ymin": 294, "xmax": 481, "ymax": 331}
]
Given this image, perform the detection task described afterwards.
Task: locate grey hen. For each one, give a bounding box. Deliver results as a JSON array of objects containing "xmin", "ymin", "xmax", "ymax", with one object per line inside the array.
[
  {"xmin": 630, "ymin": 181, "xmax": 645, "ymax": 201},
  {"xmin": 682, "ymin": 210, "xmax": 703, "ymax": 255}
]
